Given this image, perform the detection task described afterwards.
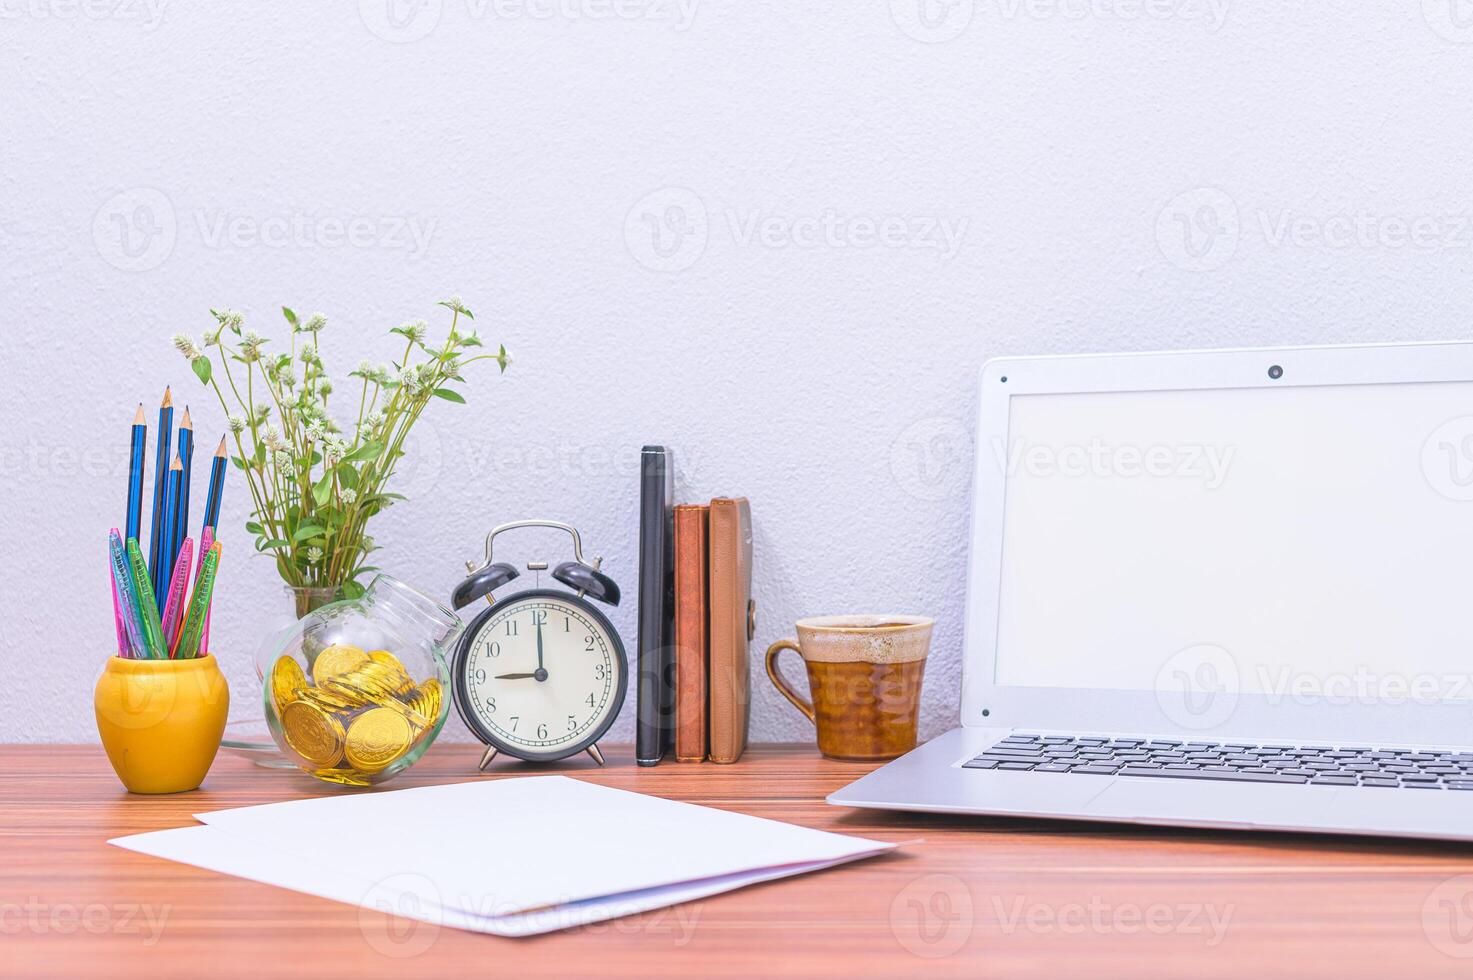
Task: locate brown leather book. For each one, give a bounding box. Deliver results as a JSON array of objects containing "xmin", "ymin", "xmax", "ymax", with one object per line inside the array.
[
  {"xmin": 673, "ymin": 504, "xmax": 710, "ymax": 763},
  {"xmin": 707, "ymin": 497, "xmax": 754, "ymax": 765}
]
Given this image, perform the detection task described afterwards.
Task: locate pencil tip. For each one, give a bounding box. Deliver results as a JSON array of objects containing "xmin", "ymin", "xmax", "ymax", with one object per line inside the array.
[
  {"xmin": 215, "ymin": 436, "xmax": 228, "ymax": 455},
  {"xmin": 180, "ymin": 407, "xmax": 193, "ymax": 428},
  {"xmin": 171, "ymin": 455, "xmax": 183, "ymax": 470},
  {"xmin": 162, "ymin": 388, "xmax": 173, "ymax": 408},
  {"xmin": 133, "ymin": 404, "xmax": 146, "ymax": 425}
]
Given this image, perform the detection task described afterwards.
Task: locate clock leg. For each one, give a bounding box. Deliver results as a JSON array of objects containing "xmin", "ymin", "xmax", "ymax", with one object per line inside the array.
[
  {"xmin": 586, "ymin": 744, "xmax": 606, "ymax": 767},
  {"xmin": 478, "ymin": 745, "xmax": 500, "ymax": 772}
]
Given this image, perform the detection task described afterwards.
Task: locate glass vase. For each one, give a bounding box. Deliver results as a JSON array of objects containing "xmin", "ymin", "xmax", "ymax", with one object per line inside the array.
[{"xmin": 257, "ymin": 575, "xmax": 463, "ymax": 787}]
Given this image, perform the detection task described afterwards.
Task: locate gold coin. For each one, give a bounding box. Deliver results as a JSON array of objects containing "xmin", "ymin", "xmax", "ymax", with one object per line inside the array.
[
  {"xmin": 364, "ymin": 657, "xmax": 414, "ymax": 695},
  {"xmin": 415, "ymin": 678, "xmax": 442, "ymax": 721},
  {"xmin": 344, "ymin": 707, "xmax": 413, "ymax": 773},
  {"xmin": 301, "ymin": 684, "xmax": 361, "ymax": 712},
  {"xmin": 282, "ymin": 700, "xmax": 345, "ymax": 767},
  {"xmin": 271, "ymin": 656, "xmax": 307, "ymax": 715},
  {"xmin": 312, "ymin": 644, "xmax": 368, "ymax": 685}
]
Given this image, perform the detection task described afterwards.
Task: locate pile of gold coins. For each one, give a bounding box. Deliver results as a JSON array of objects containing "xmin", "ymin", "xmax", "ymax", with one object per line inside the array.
[{"xmin": 271, "ymin": 644, "xmax": 444, "ymax": 785}]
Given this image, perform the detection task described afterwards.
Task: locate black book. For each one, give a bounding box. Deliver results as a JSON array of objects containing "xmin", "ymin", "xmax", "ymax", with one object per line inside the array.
[{"xmin": 636, "ymin": 445, "xmax": 675, "ymax": 767}]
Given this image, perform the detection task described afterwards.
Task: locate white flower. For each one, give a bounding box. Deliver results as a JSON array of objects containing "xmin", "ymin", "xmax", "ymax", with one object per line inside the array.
[
  {"xmin": 263, "ymin": 426, "xmax": 288, "ymax": 452},
  {"xmin": 214, "ymin": 309, "xmax": 245, "ymax": 331},
  {"xmin": 341, "ymin": 488, "xmax": 358, "ymax": 505},
  {"xmin": 443, "ymin": 355, "xmax": 461, "ymax": 376},
  {"xmin": 374, "ymin": 364, "xmax": 394, "ymax": 385},
  {"xmin": 304, "ymin": 419, "xmax": 326, "ymax": 442},
  {"xmin": 239, "ymin": 331, "xmax": 266, "ymax": 362},
  {"xmin": 399, "ymin": 367, "xmax": 423, "ymax": 394},
  {"xmin": 227, "ymin": 415, "xmax": 246, "ymax": 434},
  {"xmin": 323, "ymin": 436, "xmax": 348, "ymax": 463},
  {"xmin": 304, "ymin": 312, "xmax": 327, "ymax": 332},
  {"xmin": 444, "ymin": 295, "xmax": 463, "ymax": 310},
  {"xmin": 273, "ymin": 449, "xmax": 294, "ymax": 469},
  {"xmin": 299, "ymin": 342, "xmax": 318, "ymax": 364},
  {"xmin": 401, "ymin": 320, "xmax": 428, "ymax": 344},
  {"xmin": 318, "ymin": 379, "xmax": 334, "ymax": 396},
  {"xmin": 305, "ymin": 546, "xmax": 324, "ymax": 565},
  {"xmin": 172, "ymin": 334, "xmax": 202, "ymax": 361}
]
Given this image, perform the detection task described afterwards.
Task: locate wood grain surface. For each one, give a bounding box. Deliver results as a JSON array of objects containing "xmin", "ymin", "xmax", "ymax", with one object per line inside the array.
[{"xmin": 5, "ymin": 743, "xmax": 1473, "ymax": 978}]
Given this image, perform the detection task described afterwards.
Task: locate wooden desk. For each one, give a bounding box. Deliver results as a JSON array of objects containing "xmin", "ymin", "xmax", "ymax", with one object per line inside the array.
[{"xmin": 5, "ymin": 744, "xmax": 1473, "ymax": 978}]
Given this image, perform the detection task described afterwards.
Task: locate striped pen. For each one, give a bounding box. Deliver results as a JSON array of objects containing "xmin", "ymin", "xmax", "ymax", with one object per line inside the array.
[
  {"xmin": 174, "ymin": 543, "xmax": 221, "ymax": 660},
  {"xmin": 109, "ymin": 531, "xmax": 149, "ymax": 660},
  {"xmin": 198, "ymin": 525, "xmax": 216, "ymax": 654},
  {"xmin": 160, "ymin": 537, "xmax": 194, "ymax": 650},
  {"xmin": 126, "ymin": 537, "xmax": 168, "ymax": 660}
]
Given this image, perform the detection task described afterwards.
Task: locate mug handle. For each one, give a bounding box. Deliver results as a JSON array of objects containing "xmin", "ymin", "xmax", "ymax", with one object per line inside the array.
[{"xmin": 765, "ymin": 639, "xmax": 816, "ymax": 726}]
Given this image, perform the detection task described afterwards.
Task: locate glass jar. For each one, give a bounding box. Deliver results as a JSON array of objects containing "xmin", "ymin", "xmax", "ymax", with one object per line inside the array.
[{"xmin": 256, "ymin": 575, "xmax": 462, "ymax": 787}]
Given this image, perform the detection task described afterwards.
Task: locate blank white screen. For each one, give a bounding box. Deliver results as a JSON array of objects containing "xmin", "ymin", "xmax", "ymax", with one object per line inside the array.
[{"xmin": 993, "ymin": 382, "xmax": 1473, "ymax": 698}]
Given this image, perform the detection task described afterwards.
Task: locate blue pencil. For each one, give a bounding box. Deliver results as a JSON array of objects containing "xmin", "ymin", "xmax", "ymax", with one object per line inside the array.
[
  {"xmin": 126, "ymin": 404, "xmax": 147, "ymax": 543},
  {"xmin": 159, "ymin": 455, "xmax": 183, "ymax": 613},
  {"xmin": 171, "ymin": 408, "xmax": 194, "ymax": 579},
  {"xmin": 201, "ymin": 435, "xmax": 227, "ymax": 535},
  {"xmin": 147, "ymin": 388, "xmax": 173, "ymax": 603}
]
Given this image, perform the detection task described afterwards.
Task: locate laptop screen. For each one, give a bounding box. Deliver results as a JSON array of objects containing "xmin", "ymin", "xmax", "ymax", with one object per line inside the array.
[{"xmin": 992, "ymin": 380, "xmax": 1473, "ymax": 702}]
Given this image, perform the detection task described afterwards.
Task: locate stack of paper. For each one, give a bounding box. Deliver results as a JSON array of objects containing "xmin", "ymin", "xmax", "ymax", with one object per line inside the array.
[{"xmin": 110, "ymin": 775, "xmax": 898, "ymax": 937}]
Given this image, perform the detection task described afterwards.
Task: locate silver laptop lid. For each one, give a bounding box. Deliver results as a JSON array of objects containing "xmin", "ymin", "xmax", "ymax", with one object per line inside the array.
[{"xmin": 962, "ymin": 342, "xmax": 1473, "ymax": 746}]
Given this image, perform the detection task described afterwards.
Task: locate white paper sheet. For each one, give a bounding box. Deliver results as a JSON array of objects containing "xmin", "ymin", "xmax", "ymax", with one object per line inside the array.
[{"xmin": 109, "ymin": 776, "xmax": 898, "ymax": 937}]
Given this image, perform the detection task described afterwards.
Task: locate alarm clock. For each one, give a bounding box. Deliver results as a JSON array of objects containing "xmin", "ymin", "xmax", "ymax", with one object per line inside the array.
[{"xmin": 450, "ymin": 520, "xmax": 627, "ymax": 770}]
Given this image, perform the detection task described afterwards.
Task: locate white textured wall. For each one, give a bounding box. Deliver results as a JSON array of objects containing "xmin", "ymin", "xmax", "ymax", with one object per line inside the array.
[{"xmin": 3, "ymin": 2, "xmax": 1470, "ymax": 745}]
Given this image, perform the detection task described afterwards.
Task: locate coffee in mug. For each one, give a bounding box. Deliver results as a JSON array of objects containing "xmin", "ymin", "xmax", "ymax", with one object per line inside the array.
[{"xmin": 765, "ymin": 615, "xmax": 933, "ymax": 762}]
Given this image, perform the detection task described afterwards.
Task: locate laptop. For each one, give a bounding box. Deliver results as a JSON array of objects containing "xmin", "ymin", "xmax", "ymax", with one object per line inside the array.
[{"xmin": 830, "ymin": 341, "xmax": 1473, "ymax": 841}]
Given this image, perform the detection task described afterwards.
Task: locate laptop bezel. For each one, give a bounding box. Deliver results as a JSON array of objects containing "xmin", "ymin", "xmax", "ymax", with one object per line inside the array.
[{"xmin": 960, "ymin": 340, "xmax": 1473, "ymax": 747}]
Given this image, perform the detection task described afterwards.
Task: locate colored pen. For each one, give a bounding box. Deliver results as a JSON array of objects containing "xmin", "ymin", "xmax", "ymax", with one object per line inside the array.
[
  {"xmin": 108, "ymin": 529, "xmax": 133, "ymax": 658},
  {"xmin": 198, "ymin": 525, "xmax": 216, "ymax": 654},
  {"xmin": 126, "ymin": 405, "xmax": 147, "ymax": 544},
  {"xmin": 109, "ymin": 531, "xmax": 149, "ymax": 660},
  {"xmin": 175, "ymin": 543, "xmax": 221, "ymax": 660},
  {"xmin": 161, "ymin": 537, "xmax": 194, "ymax": 649},
  {"xmin": 127, "ymin": 537, "xmax": 167, "ymax": 659}
]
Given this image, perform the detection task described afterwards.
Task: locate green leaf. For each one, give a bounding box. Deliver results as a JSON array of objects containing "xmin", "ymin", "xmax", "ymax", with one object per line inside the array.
[
  {"xmin": 344, "ymin": 441, "xmax": 382, "ymax": 464},
  {"xmin": 431, "ymin": 387, "xmax": 466, "ymax": 404},
  {"xmin": 312, "ymin": 472, "xmax": 333, "ymax": 507},
  {"xmin": 259, "ymin": 539, "xmax": 290, "ymax": 552},
  {"xmin": 245, "ymin": 522, "xmax": 264, "ymax": 535},
  {"xmin": 192, "ymin": 357, "xmax": 212, "ymax": 385},
  {"xmin": 231, "ymin": 456, "xmax": 248, "ymax": 471},
  {"xmin": 293, "ymin": 525, "xmax": 327, "ymax": 542},
  {"xmin": 282, "ymin": 307, "xmax": 299, "ymax": 329}
]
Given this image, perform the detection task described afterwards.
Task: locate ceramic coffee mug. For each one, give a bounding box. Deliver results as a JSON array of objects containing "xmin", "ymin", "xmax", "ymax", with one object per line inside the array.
[{"xmin": 765, "ymin": 615, "xmax": 933, "ymax": 762}]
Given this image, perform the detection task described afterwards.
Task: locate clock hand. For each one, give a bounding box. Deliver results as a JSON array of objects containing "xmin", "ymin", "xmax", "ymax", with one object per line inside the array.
[
  {"xmin": 495, "ymin": 672, "xmax": 537, "ymax": 680},
  {"xmin": 536, "ymin": 617, "xmax": 546, "ymax": 675}
]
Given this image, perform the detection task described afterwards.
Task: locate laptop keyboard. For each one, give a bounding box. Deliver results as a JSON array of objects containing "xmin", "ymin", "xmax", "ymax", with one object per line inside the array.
[{"xmin": 964, "ymin": 733, "xmax": 1473, "ymax": 790}]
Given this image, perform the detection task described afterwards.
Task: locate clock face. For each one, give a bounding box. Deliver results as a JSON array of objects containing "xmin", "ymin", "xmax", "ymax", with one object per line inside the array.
[{"xmin": 453, "ymin": 590, "xmax": 626, "ymax": 760}]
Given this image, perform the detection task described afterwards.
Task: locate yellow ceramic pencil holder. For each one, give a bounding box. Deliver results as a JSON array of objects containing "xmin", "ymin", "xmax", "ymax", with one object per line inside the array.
[{"xmin": 94, "ymin": 653, "xmax": 230, "ymax": 794}]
